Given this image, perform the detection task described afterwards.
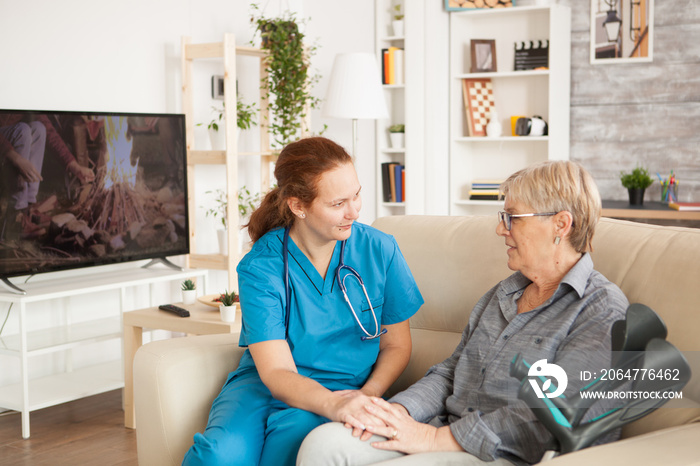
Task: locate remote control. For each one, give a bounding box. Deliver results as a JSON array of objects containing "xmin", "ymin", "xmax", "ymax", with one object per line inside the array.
[{"xmin": 158, "ymin": 304, "xmax": 190, "ymax": 317}]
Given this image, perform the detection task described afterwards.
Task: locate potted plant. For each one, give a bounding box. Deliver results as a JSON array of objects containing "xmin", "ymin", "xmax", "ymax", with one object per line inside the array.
[
  {"xmin": 251, "ymin": 5, "xmax": 321, "ymax": 147},
  {"xmin": 391, "ymin": 4, "xmax": 404, "ymax": 37},
  {"xmin": 219, "ymin": 289, "xmax": 239, "ymax": 323},
  {"xmin": 181, "ymin": 279, "xmax": 197, "ymax": 304},
  {"xmin": 620, "ymin": 166, "xmax": 654, "ymax": 206},
  {"xmin": 388, "ymin": 124, "xmax": 405, "ymax": 149},
  {"xmin": 204, "ymin": 186, "xmax": 261, "ymax": 254},
  {"xmin": 198, "ymin": 97, "xmax": 258, "ymax": 150}
]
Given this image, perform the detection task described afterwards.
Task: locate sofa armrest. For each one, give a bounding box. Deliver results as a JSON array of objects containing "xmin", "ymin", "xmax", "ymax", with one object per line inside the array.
[
  {"xmin": 134, "ymin": 333, "xmax": 244, "ymax": 466},
  {"xmin": 540, "ymin": 423, "xmax": 700, "ymax": 465}
]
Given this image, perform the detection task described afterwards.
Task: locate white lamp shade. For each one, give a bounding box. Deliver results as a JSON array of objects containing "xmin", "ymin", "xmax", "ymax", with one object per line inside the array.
[{"xmin": 322, "ymin": 53, "xmax": 388, "ymax": 120}]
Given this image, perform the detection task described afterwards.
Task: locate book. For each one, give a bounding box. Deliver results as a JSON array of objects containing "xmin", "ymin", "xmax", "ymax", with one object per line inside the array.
[
  {"xmin": 401, "ymin": 167, "xmax": 405, "ymax": 202},
  {"xmin": 381, "ymin": 162, "xmax": 393, "ymax": 202},
  {"xmin": 387, "ymin": 162, "xmax": 399, "ymax": 202},
  {"xmin": 382, "ymin": 49, "xmax": 389, "ymax": 84},
  {"xmin": 469, "ymin": 194, "xmax": 502, "ymax": 201},
  {"xmin": 394, "ymin": 164, "xmax": 404, "ymax": 203},
  {"xmin": 387, "ymin": 46, "xmax": 400, "ymax": 85},
  {"xmin": 394, "ymin": 49, "xmax": 404, "ymax": 85},
  {"xmin": 669, "ymin": 202, "xmax": 700, "ymax": 211}
]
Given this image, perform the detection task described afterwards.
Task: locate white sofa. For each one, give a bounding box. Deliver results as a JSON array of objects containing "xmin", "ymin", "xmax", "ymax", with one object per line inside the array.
[{"xmin": 133, "ymin": 216, "xmax": 700, "ymax": 465}]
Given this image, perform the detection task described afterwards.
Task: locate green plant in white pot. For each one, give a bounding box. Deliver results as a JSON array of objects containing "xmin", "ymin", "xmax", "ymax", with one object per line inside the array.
[
  {"xmin": 198, "ymin": 97, "xmax": 257, "ymax": 150},
  {"xmin": 219, "ymin": 289, "xmax": 239, "ymax": 323},
  {"xmin": 181, "ymin": 279, "xmax": 197, "ymax": 304},
  {"xmin": 204, "ymin": 187, "xmax": 261, "ymax": 254},
  {"xmin": 391, "ymin": 3, "xmax": 404, "ymax": 37},
  {"xmin": 388, "ymin": 124, "xmax": 405, "ymax": 149}
]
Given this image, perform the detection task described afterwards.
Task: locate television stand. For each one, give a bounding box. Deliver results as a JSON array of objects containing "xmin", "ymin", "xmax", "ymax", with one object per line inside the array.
[
  {"xmin": 1, "ymin": 277, "xmax": 28, "ymax": 295},
  {"xmin": 142, "ymin": 257, "xmax": 183, "ymax": 271},
  {"xmin": 0, "ymin": 266, "xmax": 208, "ymax": 439}
]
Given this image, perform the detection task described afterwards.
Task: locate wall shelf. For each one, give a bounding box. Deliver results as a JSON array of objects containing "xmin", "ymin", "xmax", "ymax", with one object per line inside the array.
[
  {"xmin": 449, "ymin": 5, "xmax": 570, "ymax": 215},
  {"xmin": 454, "ymin": 69, "xmax": 549, "ymax": 80},
  {"xmin": 375, "ymin": 0, "xmax": 426, "ymax": 217}
]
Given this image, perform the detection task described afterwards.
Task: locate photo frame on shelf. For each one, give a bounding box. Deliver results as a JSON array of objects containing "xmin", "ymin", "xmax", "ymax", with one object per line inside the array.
[
  {"xmin": 470, "ymin": 39, "xmax": 497, "ymax": 73},
  {"xmin": 590, "ymin": 0, "xmax": 653, "ymax": 64},
  {"xmin": 445, "ymin": 0, "xmax": 514, "ymax": 11}
]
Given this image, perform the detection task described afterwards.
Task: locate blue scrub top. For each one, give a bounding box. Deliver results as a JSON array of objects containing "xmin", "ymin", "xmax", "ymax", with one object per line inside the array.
[{"xmin": 234, "ymin": 222, "xmax": 424, "ymax": 391}]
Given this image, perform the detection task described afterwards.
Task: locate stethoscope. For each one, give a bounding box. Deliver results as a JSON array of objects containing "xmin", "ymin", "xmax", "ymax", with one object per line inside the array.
[{"xmin": 283, "ymin": 227, "xmax": 387, "ymax": 341}]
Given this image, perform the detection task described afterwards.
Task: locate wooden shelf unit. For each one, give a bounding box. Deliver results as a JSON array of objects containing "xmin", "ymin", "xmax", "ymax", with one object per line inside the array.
[{"xmin": 181, "ymin": 34, "xmax": 273, "ymax": 291}]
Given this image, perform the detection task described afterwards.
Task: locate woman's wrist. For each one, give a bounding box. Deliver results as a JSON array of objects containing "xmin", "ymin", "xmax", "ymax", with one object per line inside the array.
[
  {"xmin": 360, "ymin": 381, "xmax": 383, "ymax": 398},
  {"xmin": 435, "ymin": 425, "xmax": 464, "ymax": 452}
]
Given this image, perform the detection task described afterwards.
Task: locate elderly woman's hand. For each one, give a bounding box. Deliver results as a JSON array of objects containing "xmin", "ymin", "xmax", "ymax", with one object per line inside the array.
[{"xmin": 363, "ymin": 397, "xmax": 462, "ymax": 454}]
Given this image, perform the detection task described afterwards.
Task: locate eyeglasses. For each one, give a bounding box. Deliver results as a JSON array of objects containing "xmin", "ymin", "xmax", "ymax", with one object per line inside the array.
[{"xmin": 498, "ymin": 211, "xmax": 558, "ymax": 231}]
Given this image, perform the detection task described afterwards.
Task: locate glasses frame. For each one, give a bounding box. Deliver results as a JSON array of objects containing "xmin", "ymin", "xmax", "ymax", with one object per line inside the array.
[{"xmin": 498, "ymin": 211, "xmax": 558, "ymax": 231}]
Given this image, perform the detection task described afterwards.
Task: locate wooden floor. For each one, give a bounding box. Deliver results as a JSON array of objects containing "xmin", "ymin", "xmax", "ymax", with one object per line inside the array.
[{"xmin": 0, "ymin": 390, "xmax": 137, "ymax": 465}]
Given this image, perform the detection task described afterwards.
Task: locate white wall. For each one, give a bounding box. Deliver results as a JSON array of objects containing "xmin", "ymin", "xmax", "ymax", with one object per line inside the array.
[{"xmin": 0, "ymin": 0, "xmax": 378, "ymax": 387}]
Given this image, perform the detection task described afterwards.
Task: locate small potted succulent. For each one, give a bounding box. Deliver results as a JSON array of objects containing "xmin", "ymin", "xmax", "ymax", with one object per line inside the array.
[
  {"xmin": 620, "ymin": 166, "xmax": 654, "ymax": 206},
  {"xmin": 219, "ymin": 289, "xmax": 239, "ymax": 323},
  {"xmin": 388, "ymin": 124, "xmax": 405, "ymax": 149},
  {"xmin": 181, "ymin": 279, "xmax": 197, "ymax": 305},
  {"xmin": 391, "ymin": 4, "xmax": 404, "ymax": 37}
]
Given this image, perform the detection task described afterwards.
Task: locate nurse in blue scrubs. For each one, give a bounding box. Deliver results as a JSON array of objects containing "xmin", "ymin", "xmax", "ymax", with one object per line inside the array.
[{"xmin": 183, "ymin": 137, "xmax": 424, "ymax": 466}]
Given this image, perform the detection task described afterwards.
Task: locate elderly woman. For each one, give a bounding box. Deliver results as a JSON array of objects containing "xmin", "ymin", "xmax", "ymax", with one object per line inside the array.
[{"xmin": 297, "ymin": 160, "xmax": 629, "ymax": 466}]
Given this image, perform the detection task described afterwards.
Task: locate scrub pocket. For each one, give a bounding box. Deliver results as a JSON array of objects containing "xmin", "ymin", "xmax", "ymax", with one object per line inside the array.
[{"xmin": 360, "ymin": 297, "xmax": 384, "ymax": 331}]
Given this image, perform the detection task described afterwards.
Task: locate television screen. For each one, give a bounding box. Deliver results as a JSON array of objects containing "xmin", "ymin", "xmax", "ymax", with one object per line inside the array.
[{"xmin": 0, "ymin": 109, "xmax": 189, "ymax": 281}]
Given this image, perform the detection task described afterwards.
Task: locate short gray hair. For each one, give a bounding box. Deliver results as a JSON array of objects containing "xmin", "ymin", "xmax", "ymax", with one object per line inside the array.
[{"xmin": 500, "ymin": 160, "xmax": 601, "ymax": 253}]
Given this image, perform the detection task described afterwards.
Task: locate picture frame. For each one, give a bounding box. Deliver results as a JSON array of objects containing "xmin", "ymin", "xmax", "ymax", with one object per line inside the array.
[
  {"xmin": 444, "ymin": 0, "xmax": 515, "ymax": 11},
  {"xmin": 590, "ymin": 0, "xmax": 654, "ymax": 64},
  {"xmin": 470, "ymin": 39, "xmax": 497, "ymax": 73}
]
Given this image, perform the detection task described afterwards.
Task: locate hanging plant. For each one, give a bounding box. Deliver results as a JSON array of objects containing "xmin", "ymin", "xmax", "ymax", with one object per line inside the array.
[{"xmin": 251, "ymin": 3, "xmax": 321, "ymax": 147}]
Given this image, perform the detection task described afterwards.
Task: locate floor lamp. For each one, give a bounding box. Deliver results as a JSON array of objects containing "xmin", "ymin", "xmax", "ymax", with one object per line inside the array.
[{"xmin": 322, "ymin": 53, "xmax": 388, "ymax": 156}]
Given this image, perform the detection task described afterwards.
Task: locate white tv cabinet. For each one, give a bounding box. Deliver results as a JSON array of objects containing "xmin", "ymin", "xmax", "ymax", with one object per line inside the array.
[{"xmin": 0, "ymin": 264, "xmax": 207, "ymax": 439}]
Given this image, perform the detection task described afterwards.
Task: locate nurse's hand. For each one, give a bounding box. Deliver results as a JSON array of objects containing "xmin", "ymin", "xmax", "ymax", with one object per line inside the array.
[{"xmin": 330, "ymin": 390, "xmax": 387, "ymax": 441}]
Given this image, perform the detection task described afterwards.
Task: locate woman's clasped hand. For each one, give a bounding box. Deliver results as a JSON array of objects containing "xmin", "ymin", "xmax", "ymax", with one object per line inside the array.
[{"xmin": 363, "ymin": 398, "xmax": 441, "ymax": 453}]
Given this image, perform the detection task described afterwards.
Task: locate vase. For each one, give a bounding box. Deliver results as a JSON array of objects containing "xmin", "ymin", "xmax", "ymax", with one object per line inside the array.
[
  {"xmin": 628, "ymin": 188, "xmax": 645, "ymax": 206},
  {"xmin": 389, "ymin": 133, "xmax": 404, "ymax": 149},
  {"xmin": 486, "ymin": 112, "xmax": 502, "ymax": 138},
  {"xmin": 217, "ymin": 229, "xmax": 228, "ymax": 256},
  {"xmin": 392, "ymin": 20, "xmax": 404, "ymax": 37},
  {"xmin": 220, "ymin": 303, "xmax": 237, "ymax": 323},
  {"xmin": 182, "ymin": 289, "xmax": 196, "ymax": 305},
  {"xmin": 209, "ymin": 128, "xmax": 226, "ymax": 151},
  {"xmin": 194, "ymin": 125, "xmax": 212, "ymax": 150}
]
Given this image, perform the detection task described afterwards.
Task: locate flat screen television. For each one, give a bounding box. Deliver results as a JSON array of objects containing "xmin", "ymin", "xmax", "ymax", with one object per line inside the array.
[{"xmin": 0, "ymin": 109, "xmax": 189, "ymax": 292}]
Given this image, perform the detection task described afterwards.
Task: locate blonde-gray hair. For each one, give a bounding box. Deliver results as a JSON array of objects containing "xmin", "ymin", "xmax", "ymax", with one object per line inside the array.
[{"xmin": 500, "ymin": 160, "xmax": 601, "ymax": 253}]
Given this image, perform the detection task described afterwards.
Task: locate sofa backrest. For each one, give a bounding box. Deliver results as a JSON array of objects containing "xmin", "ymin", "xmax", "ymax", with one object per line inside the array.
[{"xmin": 372, "ymin": 215, "xmax": 700, "ymax": 431}]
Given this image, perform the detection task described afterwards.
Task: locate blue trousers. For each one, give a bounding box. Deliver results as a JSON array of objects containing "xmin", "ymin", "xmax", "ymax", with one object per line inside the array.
[{"xmin": 182, "ymin": 371, "xmax": 329, "ymax": 466}]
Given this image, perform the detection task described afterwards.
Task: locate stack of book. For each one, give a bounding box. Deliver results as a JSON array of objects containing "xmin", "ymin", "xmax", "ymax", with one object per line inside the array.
[
  {"xmin": 468, "ymin": 180, "xmax": 503, "ymax": 201},
  {"xmin": 381, "ymin": 47, "xmax": 405, "ymax": 85},
  {"xmin": 381, "ymin": 162, "xmax": 405, "ymax": 203},
  {"xmin": 669, "ymin": 201, "xmax": 700, "ymax": 211}
]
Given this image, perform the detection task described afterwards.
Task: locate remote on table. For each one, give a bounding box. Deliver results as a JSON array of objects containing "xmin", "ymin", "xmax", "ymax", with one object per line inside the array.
[{"xmin": 158, "ymin": 304, "xmax": 190, "ymax": 317}]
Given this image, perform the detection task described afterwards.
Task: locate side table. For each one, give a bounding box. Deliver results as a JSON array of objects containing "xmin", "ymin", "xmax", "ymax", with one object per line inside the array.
[{"xmin": 123, "ymin": 301, "xmax": 240, "ymax": 429}]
